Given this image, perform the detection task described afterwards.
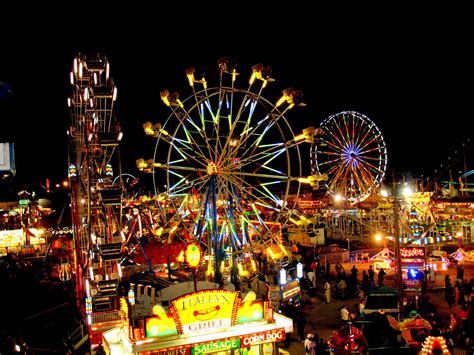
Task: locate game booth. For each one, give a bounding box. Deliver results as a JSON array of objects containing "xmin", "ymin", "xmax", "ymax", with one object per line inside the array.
[{"xmin": 102, "ymin": 288, "xmax": 293, "ymax": 354}]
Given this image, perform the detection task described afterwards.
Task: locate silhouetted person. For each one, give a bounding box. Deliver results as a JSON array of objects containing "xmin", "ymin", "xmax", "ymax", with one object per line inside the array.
[
  {"xmin": 377, "ymin": 268, "xmax": 386, "ymax": 287},
  {"xmin": 368, "ymin": 265, "xmax": 375, "ymax": 288}
]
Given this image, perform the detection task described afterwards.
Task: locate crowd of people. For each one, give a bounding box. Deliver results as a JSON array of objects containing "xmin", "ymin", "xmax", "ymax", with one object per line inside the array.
[{"xmin": 275, "ymin": 243, "xmax": 474, "ymax": 354}]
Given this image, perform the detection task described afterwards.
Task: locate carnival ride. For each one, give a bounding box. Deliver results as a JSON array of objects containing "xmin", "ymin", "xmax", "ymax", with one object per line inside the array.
[
  {"xmin": 67, "ymin": 53, "xmax": 127, "ymax": 347},
  {"xmin": 139, "ymin": 59, "xmax": 319, "ymax": 284},
  {"xmin": 310, "ymin": 111, "xmax": 388, "ymax": 205}
]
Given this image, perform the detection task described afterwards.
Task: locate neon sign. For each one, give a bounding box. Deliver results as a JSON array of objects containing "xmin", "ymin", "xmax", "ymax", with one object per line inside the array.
[
  {"xmin": 400, "ymin": 247, "xmax": 425, "ymax": 258},
  {"xmin": 184, "ymin": 242, "xmax": 202, "ymax": 269},
  {"xmin": 192, "ymin": 339, "xmax": 240, "ymax": 354},
  {"xmin": 170, "ymin": 290, "xmax": 238, "ymax": 334},
  {"xmin": 241, "ymin": 328, "xmax": 285, "ymax": 346}
]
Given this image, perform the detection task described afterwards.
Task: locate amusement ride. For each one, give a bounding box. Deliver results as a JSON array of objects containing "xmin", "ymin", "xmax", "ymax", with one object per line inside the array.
[
  {"xmin": 139, "ymin": 59, "xmax": 319, "ymax": 285},
  {"xmin": 15, "ymin": 52, "xmax": 466, "ymax": 354}
]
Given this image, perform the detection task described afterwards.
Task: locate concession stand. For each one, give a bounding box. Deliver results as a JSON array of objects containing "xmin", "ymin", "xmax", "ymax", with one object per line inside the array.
[{"xmin": 102, "ymin": 288, "xmax": 293, "ymax": 354}]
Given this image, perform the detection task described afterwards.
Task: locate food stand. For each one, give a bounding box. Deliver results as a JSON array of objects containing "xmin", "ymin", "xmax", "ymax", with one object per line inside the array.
[{"xmin": 102, "ymin": 289, "xmax": 293, "ymax": 354}]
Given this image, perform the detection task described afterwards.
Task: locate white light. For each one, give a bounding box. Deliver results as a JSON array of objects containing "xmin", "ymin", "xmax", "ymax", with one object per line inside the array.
[
  {"xmin": 380, "ymin": 189, "xmax": 389, "ymax": 197},
  {"xmin": 70, "ymin": 72, "xmax": 74, "ymax": 85},
  {"xmin": 279, "ymin": 269, "xmax": 287, "ymax": 285},
  {"xmin": 296, "ymin": 262, "xmax": 303, "ymax": 278},
  {"xmin": 79, "ymin": 62, "xmax": 83, "ymax": 79},
  {"xmin": 113, "ymin": 87, "xmax": 118, "ymax": 101},
  {"xmin": 402, "ymin": 186, "xmax": 413, "ymax": 197}
]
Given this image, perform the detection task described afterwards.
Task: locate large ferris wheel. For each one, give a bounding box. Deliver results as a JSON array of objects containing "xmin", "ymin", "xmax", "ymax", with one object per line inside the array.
[
  {"xmin": 140, "ymin": 59, "xmax": 315, "ymax": 282},
  {"xmin": 310, "ymin": 111, "xmax": 388, "ymax": 205}
]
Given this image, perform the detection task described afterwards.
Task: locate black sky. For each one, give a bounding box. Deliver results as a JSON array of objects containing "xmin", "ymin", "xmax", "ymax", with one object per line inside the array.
[{"xmin": 0, "ymin": 6, "xmax": 472, "ymax": 198}]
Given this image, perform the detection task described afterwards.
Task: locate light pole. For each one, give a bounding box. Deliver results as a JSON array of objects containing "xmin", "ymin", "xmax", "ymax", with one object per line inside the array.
[
  {"xmin": 392, "ymin": 196, "xmax": 404, "ymax": 311},
  {"xmin": 346, "ymin": 238, "xmax": 351, "ymax": 265}
]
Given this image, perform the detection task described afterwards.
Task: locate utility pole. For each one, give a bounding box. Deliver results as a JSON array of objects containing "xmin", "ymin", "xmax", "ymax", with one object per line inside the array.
[{"xmin": 392, "ymin": 196, "xmax": 404, "ymax": 314}]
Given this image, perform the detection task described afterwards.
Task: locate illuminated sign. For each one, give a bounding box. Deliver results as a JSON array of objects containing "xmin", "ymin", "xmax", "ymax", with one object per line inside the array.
[
  {"xmin": 147, "ymin": 290, "xmax": 265, "ymax": 338},
  {"xmin": 280, "ymin": 280, "xmax": 300, "ymax": 301},
  {"xmin": 192, "ymin": 339, "xmax": 240, "ymax": 354},
  {"xmin": 19, "ymin": 199, "xmax": 30, "ymax": 206},
  {"xmin": 184, "ymin": 242, "xmax": 202, "ymax": 269},
  {"xmin": 404, "ymin": 279, "xmax": 421, "ymax": 290},
  {"xmin": 400, "ymin": 247, "xmax": 425, "ymax": 258},
  {"xmin": 236, "ymin": 292, "xmax": 264, "ymax": 324},
  {"xmin": 241, "ymin": 328, "xmax": 285, "ymax": 346},
  {"xmin": 146, "ymin": 304, "xmax": 178, "ymax": 337},
  {"xmin": 170, "ymin": 290, "xmax": 238, "ymax": 334}
]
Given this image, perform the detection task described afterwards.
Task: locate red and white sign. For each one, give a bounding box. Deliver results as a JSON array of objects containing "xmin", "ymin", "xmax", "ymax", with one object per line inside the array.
[{"xmin": 241, "ymin": 328, "xmax": 285, "ymax": 346}]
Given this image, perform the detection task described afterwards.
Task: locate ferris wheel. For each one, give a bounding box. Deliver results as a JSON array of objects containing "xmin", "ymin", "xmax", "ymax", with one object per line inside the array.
[
  {"xmin": 141, "ymin": 59, "xmax": 313, "ymax": 282},
  {"xmin": 310, "ymin": 111, "xmax": 388, "ymax": 204}
]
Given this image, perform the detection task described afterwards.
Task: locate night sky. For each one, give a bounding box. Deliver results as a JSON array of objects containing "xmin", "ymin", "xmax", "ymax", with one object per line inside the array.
[{"xmin": 1, "ymin": 7, "xmax": 472, "ymax": 199}]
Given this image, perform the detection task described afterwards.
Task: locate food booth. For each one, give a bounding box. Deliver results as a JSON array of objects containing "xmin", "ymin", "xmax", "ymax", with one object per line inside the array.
[{"xmin": 102, "ymin": 289, "xmax": 293, "ymax": 354}]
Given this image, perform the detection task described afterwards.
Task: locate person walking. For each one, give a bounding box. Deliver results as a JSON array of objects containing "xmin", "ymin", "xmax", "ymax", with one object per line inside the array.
[
  {"xmin": 368, "ymin": 265, "xmax": 375, "ymax": 288},
  {"xmin": 361, "ymin": 270, "xmax": 370, "ymax": 298},
  {"xmin": 377, "ymin": 268, "xmax": 386, "ymax": 287},
  {"xmin": 456, "ymin": 264, "xmax": 464, "ymax": 285},
  {"xmin": 304, "ymin": 333, "xmax": 317, "ymax": 355},
  {"xmin": 295, "ymin": 312, "xmax": 308, "ymax": 342},
  {"xmin": 340, "ymin": 305, "xmax": 350, "ymax": 324},
  {"xmin": 445, "ymin": 281, "xmax": 455, "ymax": 308},
  {"xmin": 324, "ymin": 280, "xmax": 331, "ymax": 304}
]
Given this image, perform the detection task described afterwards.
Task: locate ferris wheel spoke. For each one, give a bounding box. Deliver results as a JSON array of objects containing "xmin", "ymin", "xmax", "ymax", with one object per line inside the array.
[
  {"xmin": 321, "ymin": 126, "xmax": 346, "ymax": 150},
  {"xmin": 237, "ymin": 147, "xmax": 287, "ymax": 176},
  {"xmin": 350, "ymin": 168, "xmax": 371, "ymax": 196},
  {"xmin": 357, "ymin": 156, "xmax": 386, "ymax": 175},
  {"xmin": 225, "ymin": 172, "xmax": 284, "ymax": 206}
]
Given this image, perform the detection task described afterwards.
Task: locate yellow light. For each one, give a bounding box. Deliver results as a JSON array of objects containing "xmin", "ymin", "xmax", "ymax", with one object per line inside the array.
[
  {"xmin": 249, "ymin": 72, "xmax": 256, "ymax": 85},
  {"xmin": 267, "ymin": 247, "xmax": 275, "ymax": 259},
  {"xmin": 278, "ymin": 244, "xmax": 288, "ymax": 255},
  {"xmin": 275, "ymin": 95, "xmax": 286, "ymax": 107},
  {"xmin": 161, "ymin": 90, "xmax": 171, "ymax": 106},
  {"xmin": 250, "ymin": 259, "xmax": 257, "ymax": 272},
  {"xmin": 186, "ymin": 72, "xmax": 195, "ymax": 87},
  {"xmin": 136, "ymin": 158, "xmax": 147, "ymax": 170}
]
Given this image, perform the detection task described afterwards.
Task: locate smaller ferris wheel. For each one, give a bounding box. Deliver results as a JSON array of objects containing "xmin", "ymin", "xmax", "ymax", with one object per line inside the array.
[{"xmin": 310, "ymin": 111, "xmax": 388, "ymax": 204}]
